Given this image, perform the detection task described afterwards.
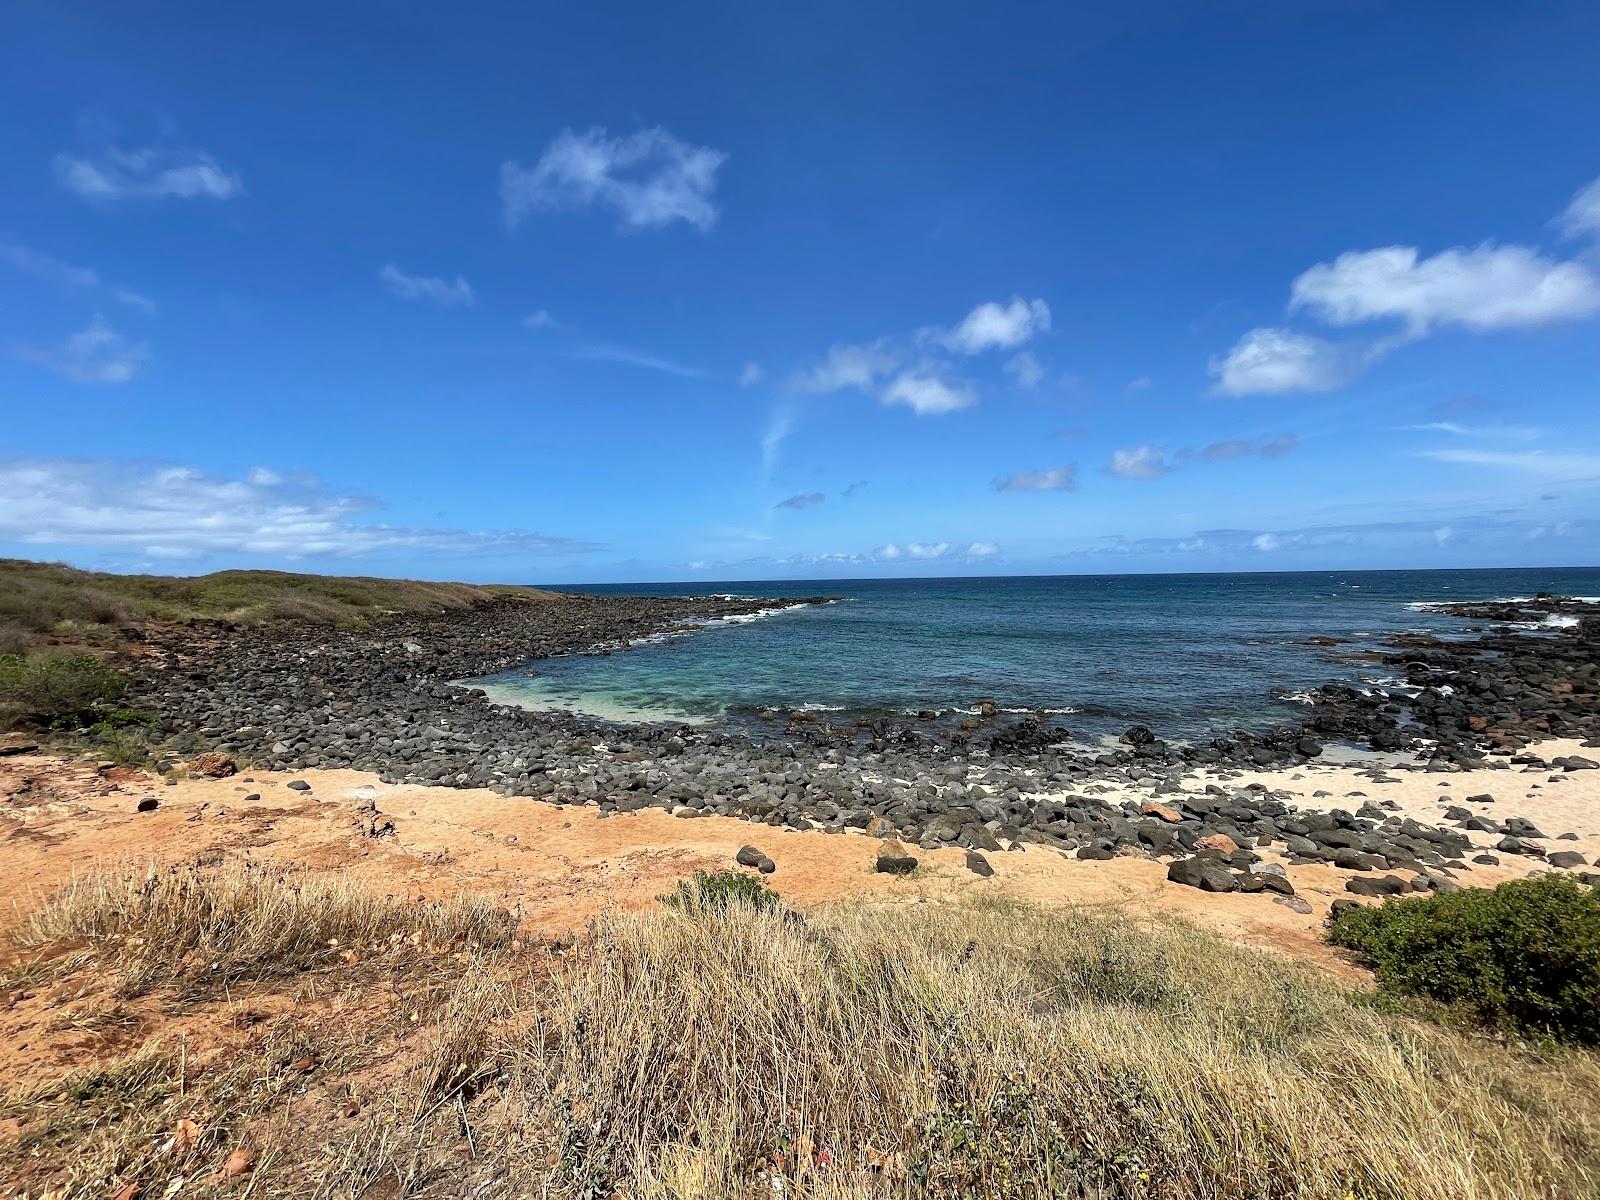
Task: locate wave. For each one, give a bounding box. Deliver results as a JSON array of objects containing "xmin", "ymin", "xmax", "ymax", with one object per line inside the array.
[
  {"xmin": 623, "ymin": 599, "xmax": 829, "ymax": 648},
  {"xmin": 896, "ymin": 704, "xmax": 1080, "ymax": 717},
  {"xmin": 1406, "ymin": 596, "xmax": 1600, "ymax": 612}
]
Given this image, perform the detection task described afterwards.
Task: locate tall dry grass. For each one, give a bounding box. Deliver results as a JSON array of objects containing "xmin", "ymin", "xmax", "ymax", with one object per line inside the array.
[
  {"xmin": 465, "ymin": 895, "xmax": 1600, "ymax": 1199},
  {"xmin": 12, "ymin": 861, "xmax": 518, "ymax": 989},
  {"xmin": 5, "ymin": 865, "xmax": 1599, "ymax": 1199}
]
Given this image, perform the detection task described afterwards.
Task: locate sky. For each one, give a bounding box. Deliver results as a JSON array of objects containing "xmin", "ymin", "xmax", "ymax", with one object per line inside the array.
[{"xmin": 2, "ymin": 0, "xmax": 1599, "ymax": 584}]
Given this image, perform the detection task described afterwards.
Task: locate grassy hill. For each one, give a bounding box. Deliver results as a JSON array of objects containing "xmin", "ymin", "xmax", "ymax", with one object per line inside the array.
[{"xmin": 0, "ymin": 557, "xmax": 561, "ymax": 655}]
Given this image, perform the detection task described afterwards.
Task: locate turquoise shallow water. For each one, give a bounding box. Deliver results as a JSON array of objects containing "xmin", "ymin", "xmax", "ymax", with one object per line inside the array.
[{"xmin": 469, "ymin": 568, "xmax": 1600, "ymax": 740}]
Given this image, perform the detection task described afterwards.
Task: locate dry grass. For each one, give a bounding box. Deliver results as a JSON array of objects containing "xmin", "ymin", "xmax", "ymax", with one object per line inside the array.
[
  {"xmin": 0, "ymin": 556, "xmax": 561, "ymax": 654},
  {"xmin": 4, "ymin": 868, "xmax": 1599, "ymax": 1199},
  {"xmin": 11, "ymin": 861, "xmax": 519, "ymax": 991}
]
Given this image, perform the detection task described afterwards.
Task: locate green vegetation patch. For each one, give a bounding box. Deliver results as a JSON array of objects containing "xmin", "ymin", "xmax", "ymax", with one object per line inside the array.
[
  {"xmin": 0, "ymin": 651, "xmax": 128, "ymax": 730},
  {"xmin": 1327, "ymin": 874, "xmax": 1600, "ymax": 1045},
  {"xmin": 661, "ymin": 868, "xmax": 782, "ymax": 915},
  {"xmin": 0, "ymin": 556, "xmax": 562, "ymax": 656}
]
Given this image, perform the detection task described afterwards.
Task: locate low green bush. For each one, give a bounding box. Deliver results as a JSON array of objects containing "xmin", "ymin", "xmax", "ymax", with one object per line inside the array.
[
  {"xmin": 0, "ymin": 652, "xmax": 128, "ymax": 730},
  {"xmin": 1327, "ymin": 874, "xmax": 1600, "ymax": 1045},
  {"xmin": 660, "ymin": 869, "xmax": 781, "ymax": 915}
]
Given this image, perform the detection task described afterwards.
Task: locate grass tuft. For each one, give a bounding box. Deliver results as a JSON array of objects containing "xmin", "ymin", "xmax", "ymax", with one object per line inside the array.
[
  {"xmin": 660, "ymin": 867, "xmax": 782, "ymax": 915},
  {"xmin": 13, "ymin": 860, "xmax": 518, "ymax": 990}
]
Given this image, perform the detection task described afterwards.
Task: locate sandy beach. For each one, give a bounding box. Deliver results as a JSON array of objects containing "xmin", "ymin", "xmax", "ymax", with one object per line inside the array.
[{"xmin": 6, "ymin": 739, "xmax": 1594, "ymax": 979}]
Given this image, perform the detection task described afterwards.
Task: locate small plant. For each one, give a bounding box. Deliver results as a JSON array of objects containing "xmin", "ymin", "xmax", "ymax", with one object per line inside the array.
[
  {"xmin": 660, "ymin": 869, "xmax": 780, "ymax": 915},
  {"xmin": 0, "ymin": 651, "xmax": 127, "ymax": 730},
  {"xmin": 1327, "ymin": 874, "xmax": 1600, "ymax": 1045}
]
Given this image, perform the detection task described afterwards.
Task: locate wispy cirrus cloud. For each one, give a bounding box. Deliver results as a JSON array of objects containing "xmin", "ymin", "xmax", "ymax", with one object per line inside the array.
[
  {"xmin": 0, "ymin": 241, "xmax": 153, "ymax": 313},
  {"xmin": 0, "ymin": 458, "xmax": 599, "ymax": 560},
  {"xmin": 55, "ymin": 141, "xmax": 243, "ymax": 203},
  {"xmin": 379, "ymin": 263, "xmax": 476, "ymax": 308},
  {"xmin": 17, "ymin": 316, "xmax": 147, "ymax": 384},
  {"xmin": 501, "ymin": 126, "xmax": 727, "ymax": 232},
  {"xmin": 1417, "ymin": 448, "xmax": 1600, "ymax": 478},
  {"xmin": 572, "ymin": 342, "xmax": 706, "ymax": 378},
  {"xmin": 1397, "ymin": 421, "xmax": 1541, "ymax": 440},
  {"xmin": 1089, "ymin": 511, "xmax": 1598, "ymax": 561}
]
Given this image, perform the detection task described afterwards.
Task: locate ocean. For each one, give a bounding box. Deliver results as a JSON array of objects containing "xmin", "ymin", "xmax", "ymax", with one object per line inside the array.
[{"xmin": 467, "ymin": 568, "xmax": 1600, "ymax": 740}]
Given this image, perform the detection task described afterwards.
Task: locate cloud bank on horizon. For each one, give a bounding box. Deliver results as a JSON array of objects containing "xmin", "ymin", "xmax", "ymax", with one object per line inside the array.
[{"xmin": 2, "ymin": 3, "xmax": 1598, "ymax": 581}]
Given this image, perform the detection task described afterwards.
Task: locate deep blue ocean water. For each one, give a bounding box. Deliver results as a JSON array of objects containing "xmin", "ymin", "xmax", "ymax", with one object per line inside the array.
[{"xmin": 468, "ymin": 568, "xmax": 1600, "ymax": 740}]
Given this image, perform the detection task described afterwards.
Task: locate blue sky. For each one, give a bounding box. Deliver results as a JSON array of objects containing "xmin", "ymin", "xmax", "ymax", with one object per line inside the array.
[{"xmin": 3, "ymin": 0, "xmax": 1599, "ymax": 583}]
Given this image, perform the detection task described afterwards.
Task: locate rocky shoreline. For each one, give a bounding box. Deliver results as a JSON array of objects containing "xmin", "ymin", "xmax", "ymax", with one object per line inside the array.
[{"xmin": 127, "ymin": 590, "xmax": 1600, "ymax": 900}]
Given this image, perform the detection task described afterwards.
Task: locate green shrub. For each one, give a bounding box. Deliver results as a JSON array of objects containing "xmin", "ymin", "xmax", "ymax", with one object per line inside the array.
[
  {"xmin": 0, "ymin": 652, "xmax": 128, "ymax": 730},
  {"xmin": 660, "ymin": 869, "xmax": 781, "ymax": 915},
  {"xmin": 1327, "ymin": 874, "xmax": 1600, "ymax": 1045}
]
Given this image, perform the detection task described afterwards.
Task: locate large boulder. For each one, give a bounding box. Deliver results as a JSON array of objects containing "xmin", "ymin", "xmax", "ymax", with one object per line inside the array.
[
  {"xmin": 189, "ymin": 752, "xmax": 238, "ymax": 778},
  {"xmin": 1346, "ymin": 875, "xmax": 1408, "ymax": 897},
  {"xmin": 875, "ymin": 841, "xmax": 918, "ymax": 876},
  {"xmin": 1167, "ymin": 856, "xmax": 1240, "ymax": 893}
]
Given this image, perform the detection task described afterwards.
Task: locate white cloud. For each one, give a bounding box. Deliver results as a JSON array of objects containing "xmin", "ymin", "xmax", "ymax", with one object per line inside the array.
[
  {"xmin": 1252, "ymin": 533, "xmax": 1280, "ymax": 552},
  {"xmin": 1208, "ymin": 327, "xmax": 1356, "ymax": 395},
  {"xmin": 794, "ymin": 296, "xmax": 1048, "ymax": 416},
  {"xmin": 523, "ymin": 309, "xmax": 556, "ymax": 328},
  {"xmin": 1125, "ymin": 375, "xmax": 1153, "ymax": 393},
  {"xmin": 379, "ymin": 263, "xmax": 475, "ymax": 308},
  {"xmin": 572, "ymin": 343, "xmax": 705, "ymax": 378},
  {"xmin": 1106, "ymin": 445, "xmax": 1172, "ymax": 480},
  {"xmin": 880, "ymin": 369, "xmax": 975, "ymax": 415},
  {"xmin": 0, "ymin": 459, "xmax": 597, "ymax": 560},
  {"xmin": 739, "ymin": 361, "xmax": 763, "ymax": 386},
  {"xmin": 993, "ymin": 464, "xmax": 1077, "ymax": 492},
  {"xmin": 1398, "ymin": 421, "xmax": 1541, "ymax": 439},
  {"xmin": 19, "ymin": 316, "xmax": 146, "ymax": 384},
  {"xmin": 1290, "ymin": 244, "xmax": 1600, "ymax": 334},
  {"xmin": 0, "ymin": 242, "xmax": 154, "ymax": 312},
  {"xmin": 965, "ymin": 542, "xmax": 1000, "ymax": 558},
  {"xmin": 760, "ymin": 405, "xmax": 795, "ymax": 479},
  {"xmin": 1559, "ymin": 173, "xmax": 1600, "ymax": 240},
  {"xmin": 1003, "ymin": 350, "xmax": 1044, "ymax": 388},
  {"xmin": 55, "ymin": 143, "xmax": 243, "ymax": 202},
  {"xmin": 1418, "ymin": 448, "xmax": 1600, "ymax": 478},
  {"xmin": 870, "ymin": 541, "xmax": 956, "ymax": 562},
  {"xmin": 501, "ymin": 126, "xmax": 726, "ymax": 232},
  {"xmin": 791, "ymin": 340, "xmax": 899, "ymax": 394},
  {"xmin": 943, "ymin": 297, "xmax": 1051, "ymax": 354},
  {"xmin": 1213, "ymin": 176, "xmax": 1600, "ymax": 397}
]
